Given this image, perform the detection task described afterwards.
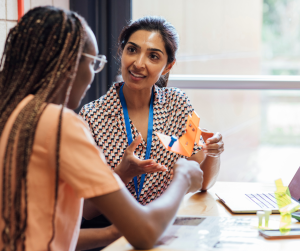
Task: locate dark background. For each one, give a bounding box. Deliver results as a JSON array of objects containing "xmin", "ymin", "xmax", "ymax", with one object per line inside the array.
[{"xmin": 70, "ymin": 0, "xmax": 131, "ymax": 113}]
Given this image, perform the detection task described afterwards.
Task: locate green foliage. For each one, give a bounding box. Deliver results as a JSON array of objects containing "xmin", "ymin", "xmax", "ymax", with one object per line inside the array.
[{"xmin": 262, "ymin": 0, "xmax": 300, "ymax": 60}]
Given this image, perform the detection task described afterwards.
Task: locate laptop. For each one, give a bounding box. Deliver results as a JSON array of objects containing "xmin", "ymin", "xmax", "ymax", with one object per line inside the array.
[{"xmin": 215, "ymin": 167, "xmax": 300, "ymax": 213}]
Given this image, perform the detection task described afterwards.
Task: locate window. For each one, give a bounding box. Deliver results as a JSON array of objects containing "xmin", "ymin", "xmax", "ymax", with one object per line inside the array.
[
  {"xmin": 133, "ymin": 0, "xmax": 300, "ymax": 184},
  {"xmin": 133, "ymin": 0, "xmax": 300, "ymax": 76}
]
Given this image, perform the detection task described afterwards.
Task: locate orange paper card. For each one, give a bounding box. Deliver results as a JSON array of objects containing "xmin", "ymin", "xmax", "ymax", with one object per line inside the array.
[{"xmin": 156, "ymin": 111, "xmax": 214, "ymax": 157}]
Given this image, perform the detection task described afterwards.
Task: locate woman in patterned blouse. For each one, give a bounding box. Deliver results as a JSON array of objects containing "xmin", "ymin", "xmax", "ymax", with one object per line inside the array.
[
  {"xmin": 0, "ymin": 8, "xmax": 204, "ymax": 251},
  {"xmin": 79, "ymin": 16, "xmax": 224, "ymax": 249}
]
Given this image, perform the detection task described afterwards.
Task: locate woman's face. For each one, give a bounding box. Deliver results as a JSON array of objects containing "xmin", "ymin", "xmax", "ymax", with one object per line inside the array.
[
  {"xmin": 121, "ymin": 30, "xmax": 173, "ymax": 91},
  {"xmin": 67, "ymin": 27, "xmax": 98, "ymax": 109}
]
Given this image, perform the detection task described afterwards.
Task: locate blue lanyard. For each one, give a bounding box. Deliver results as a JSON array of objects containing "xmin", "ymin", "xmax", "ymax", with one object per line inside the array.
[{"xmin": 119, "ymin": 83, "xmax": 154, "ymax": 201}]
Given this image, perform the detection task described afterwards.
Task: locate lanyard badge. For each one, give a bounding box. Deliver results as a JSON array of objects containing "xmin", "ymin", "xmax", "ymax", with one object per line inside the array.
[{"xmin": 119, "ymin": 83, "xmax": 154, "ymax": 201}]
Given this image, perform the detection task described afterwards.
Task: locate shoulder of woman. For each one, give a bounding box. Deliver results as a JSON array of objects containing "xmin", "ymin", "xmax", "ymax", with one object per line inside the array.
[
  {"xmin": 156, "ymin": 86, "xmax": 190, "ymax": 104},
  {"xmin": 79, "ymin": 97, "xmax": 104, "ymax": 116},
  {"xmin": 79, "ymin": 82, "xmax": 122, "ymax": 123},
  {"xmin": 59, "ymin": 107, "xmax": 93, "ymax": 133},
  {"xmin": 78, "ymin": 86, "xmax": 115, "ymax": 118},
  {"xmin": 46, "ymin": 104, "xmax": 82, "ymax": 120},
  {"xmin": 40, "ymin": 104, "xmax": 85, "ymax": 133}
]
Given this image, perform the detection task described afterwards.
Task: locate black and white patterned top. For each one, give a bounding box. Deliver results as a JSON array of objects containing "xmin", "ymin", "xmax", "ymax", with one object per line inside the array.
[{"xmin": 79, "ymin": 82, "xmax": 203, "ymax": 205}]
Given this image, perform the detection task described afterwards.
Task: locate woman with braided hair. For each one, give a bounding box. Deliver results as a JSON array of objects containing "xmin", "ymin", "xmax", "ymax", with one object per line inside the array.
[{"xmin": 0, "ymin": 6, "xmax": 203, "ymax": 251}]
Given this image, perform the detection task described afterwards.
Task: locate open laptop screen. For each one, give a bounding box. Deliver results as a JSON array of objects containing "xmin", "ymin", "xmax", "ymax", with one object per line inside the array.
[{"xmin": 288, "ymin": 167, "xmax": 300, "ymax": 202}]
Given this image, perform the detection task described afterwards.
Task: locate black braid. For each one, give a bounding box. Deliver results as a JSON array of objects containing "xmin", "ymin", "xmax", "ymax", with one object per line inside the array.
[{"xmin": 0, "ymin": 6, "xmax": 86, "ymax": 251}]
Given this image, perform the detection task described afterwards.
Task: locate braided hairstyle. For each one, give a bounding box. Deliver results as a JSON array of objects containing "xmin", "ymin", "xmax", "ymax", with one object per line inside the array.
[{"xmin": 0, "ymin": 6, "xmax": 87, "ymax": 251}]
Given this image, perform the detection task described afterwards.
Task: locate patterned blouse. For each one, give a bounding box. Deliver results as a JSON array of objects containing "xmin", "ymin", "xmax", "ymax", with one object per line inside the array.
[{"xmin": 79, "ymin": 82, "xmax": 203, "ymax": 205}]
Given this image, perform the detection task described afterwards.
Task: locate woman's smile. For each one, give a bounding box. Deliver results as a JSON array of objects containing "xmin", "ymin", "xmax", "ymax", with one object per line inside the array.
[
  {"xmin": 129, "ymin": 70, "xmax": 146, "ymax": 81},
  {"xmin": 121, "ymin": 30, "xmax": 169, "ymax": 91}
]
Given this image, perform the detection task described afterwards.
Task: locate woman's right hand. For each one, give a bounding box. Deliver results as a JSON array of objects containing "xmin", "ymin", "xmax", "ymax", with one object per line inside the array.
[
  {"xmin": 114, "ymin": 134, "xmax": 167, "ymax": 184},
  {"xmin": 173, "ymin": 158, "xmax": 203, "ymax": 193},
  {"xmin": 90, "ymin": 158, "xmax": 203, "ymax": 250}
]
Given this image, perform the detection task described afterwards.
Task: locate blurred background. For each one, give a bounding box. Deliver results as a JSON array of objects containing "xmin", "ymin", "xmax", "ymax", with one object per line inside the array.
[
  {"xmin": 132, "ymin": 0, "xmax": 300, "ymax": 185},
  {"xmin": 1, "ymin": 0, "xmax": 300, "ymax": 184}
]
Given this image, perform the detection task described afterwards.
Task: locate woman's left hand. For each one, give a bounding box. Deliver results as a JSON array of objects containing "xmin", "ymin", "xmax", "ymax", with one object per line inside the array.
[{"xmin": 202, "ymin": 132, "xmax": 224, "ymax": 157}]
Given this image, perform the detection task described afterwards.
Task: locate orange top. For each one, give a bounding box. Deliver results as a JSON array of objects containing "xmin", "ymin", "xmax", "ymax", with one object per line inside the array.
[{"xmin": 0, "ymin": 95, "xmax": 123, "ymax": 251}]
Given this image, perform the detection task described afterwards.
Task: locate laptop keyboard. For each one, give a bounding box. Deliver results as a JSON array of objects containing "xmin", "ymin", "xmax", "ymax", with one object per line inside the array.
[{"xmin": 245, "ymin": 193, "xmax": 279, "ymax": 209}]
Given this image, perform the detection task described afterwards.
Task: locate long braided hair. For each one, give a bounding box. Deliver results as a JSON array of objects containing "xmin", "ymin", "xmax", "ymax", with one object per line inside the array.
[{"xmin": 0, "ymin": 6, "xmax": 86, "ymax": 251}]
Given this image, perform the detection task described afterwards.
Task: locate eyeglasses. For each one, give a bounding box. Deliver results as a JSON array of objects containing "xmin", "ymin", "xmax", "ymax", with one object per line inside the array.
[{"xmin": 82, "ymin": 53, "xmax": 107, "ymax": 73}]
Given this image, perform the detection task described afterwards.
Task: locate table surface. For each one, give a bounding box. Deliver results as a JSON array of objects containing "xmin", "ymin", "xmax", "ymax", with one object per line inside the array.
[{"xmin": 103, "ymin": 181, "xmax": 300, "ymax": 251}]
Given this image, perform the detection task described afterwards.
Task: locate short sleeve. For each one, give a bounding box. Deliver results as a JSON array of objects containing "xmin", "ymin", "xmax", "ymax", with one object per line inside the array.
[
  {"xmin": 172, "ymin": 88, "xmax": 204, "ymax": 157},
  {"xmin": 57, "ymin": 110, "xmax": 123, "ymax": 199}
]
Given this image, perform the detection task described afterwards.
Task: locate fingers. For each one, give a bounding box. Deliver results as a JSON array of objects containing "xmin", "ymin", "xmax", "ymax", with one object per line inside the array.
[
  {"xmin": 136, "ymin": 158, "xmax": 155, "ymax": 166},
  {"xmin": 203, "ymin": 140, "xmax": 224, "ymax": 157},
  {"xmin": 203, "ymin": 132, "xmax": 224, "ymax": 157},
  {"xmin": 205, "ymin": 141, "xmax": 224, "ymax": 150},
  {"xmin": 205, "ymin": 132, "xmax": 222, "ymax": 144},
  {"xmin": 131, "ymin": 156, "xmax": 167, "ymax": 173},
  {"xmin": 174, "ymin": 158, "xmax": 203, "ymax": 193},
  {"xmin": 143, "ymin": 161, "xmax": 167, "ymax": 172},
  {"xmin": 204, "ymin": 148, "xmax": 224, "ymax": 157},
  {"xmin": 127, "ymin": 133, "xmax": 142, "ymax": 153},
  {"xmin": 144, "ymin": 164, "xmax": 167, "ymax": 173}
]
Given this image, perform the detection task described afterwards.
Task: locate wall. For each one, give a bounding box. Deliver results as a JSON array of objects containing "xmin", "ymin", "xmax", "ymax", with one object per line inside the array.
[
  {"xmin": 132, "ymin": 0, "xmax": 265, "ymax": 182},
  {"xmin": 133, "ymin": 0, "xmax": 262, "ymax": 75},
  {"xmin": 0, "ymin": 0, "xmax": 69, "ymax": 56}
]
